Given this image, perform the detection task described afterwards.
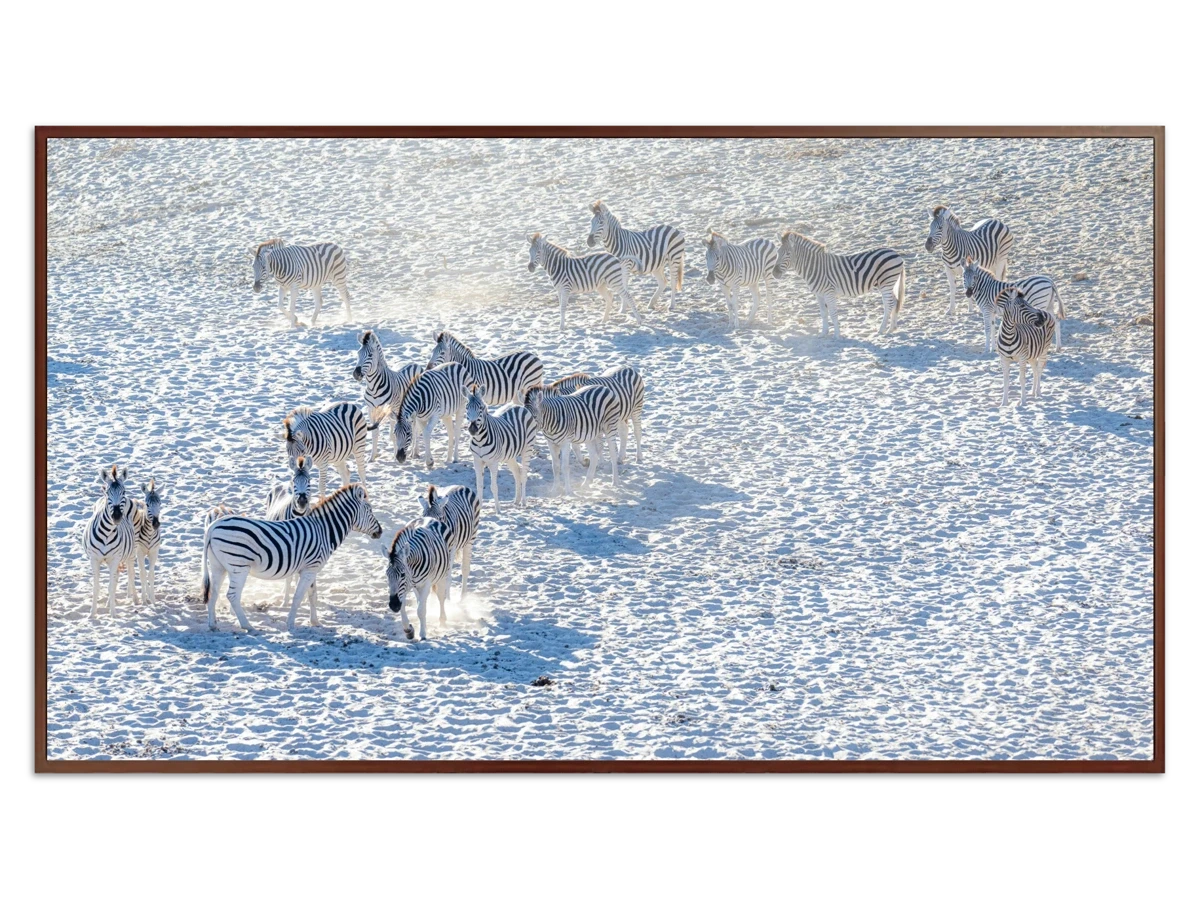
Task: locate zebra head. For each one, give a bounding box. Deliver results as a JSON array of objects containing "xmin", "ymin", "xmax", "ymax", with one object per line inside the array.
[
  {"xmin": 282, "ymin": 412, "xmax": 312, "ymax": 466},
  {"xmin": 385, "ymin": 526, "xmax": 415, "ymax": 615},
  {"xmin": 523, "ymin": 386, "xmax": 545, "ymax": 425},
  {"xmin": 100, "ymin": 465, "xmax": 129, "ymax": 522},
  {"xmin": 140, "ymin": 477, "xmax": 163, "ymax": 530},
  {"xmin": 418, "ymin": 484, "xmax": 446, "ymax": 522},
  {"xmin": 774, "ymin": 232, "xmax": 799, "ymax": 277},
  {"xmin": 962, "ymin": 256, "xmax": 984, "ymax": 299},
  {"xmin": 527, "ymin": 233, "xmax": 545, "ymax": 272},
  {"xmin": 925, "ymin": 206, "xmax": 950, "ymax": 252},
  {"xmin": 392, "ymin": 410, "xmax": 415, "ymax": 464},
  {"xmin": 290, "ymin": 456, "xmax": 313, "ymax": 516},
  {"xmin": 587, "ymin": 201, "xmax": 610, "ymax": 248},
  {"xmin": 466, "ymin": 387, "xmax": 487, "ymax": 436},
  {"xmin": 426, "ymin": 331, "xmax": 452, "ymax": 370},
  {"xmin": 354, "ymin": 330, "xmax": 379, "ymax": 382},
  {"xmin": 703, "ymin": 233, "xmax": 723, "ymax": 284},
  {"xmin": 348, "ymin": 485, "xmax": 383, "ymax": 540},
  {"xmin": 995, "ymin": 286, "xmax": 1027, "ymax": 315},
  {"xmin": 251, "ymin": 239, "xmax": 281, "ymax": 293}
]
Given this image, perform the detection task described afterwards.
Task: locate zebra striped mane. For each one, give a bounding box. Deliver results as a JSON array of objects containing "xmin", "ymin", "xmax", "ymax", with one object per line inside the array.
[
  {"xmin": 284, "ymin": 406, "xmax": 315, "ymax": 426},
  {"xmin": 591, "ymin": 200, "xmax": 606, "ymax": 214},
  {"xmin": 389, "ymin": 523, "xmax": 415, "ymax": 555},
  {"xmin": 360, "ymin": 329, "xmax": 374, "ymax": 346},
  {"xmin": 254, "ymin": 238, "xmax": 284, "ymax": 258},
  {"xmin": 309, "ymin": 483, "xmax": 364, "ymax": 513},
  {"xmin": 435, "ymin": 331, "xmax": 473, "ymax": 357},
  {"xmin": 931, "ymin": 205, "xmax": 948, "ymax": 217},
  {"xmin": 783, "ymin": 230, "xmax": 822, "ymax": 250},
  {"xmin": 548, "ymin": 372, "xmax": 590, "ymax": 390}
]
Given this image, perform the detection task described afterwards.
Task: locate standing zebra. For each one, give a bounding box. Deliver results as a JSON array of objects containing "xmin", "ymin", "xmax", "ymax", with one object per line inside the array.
[
  {"xmin": 419, "ymin": 484, "xmax": 480, "ymax": 608},
  {"xmin": 962, "ymin": 257, "xmax": 1064, "ymax": 351},
  {"xmin": 204, "ymin": 484, "xmax": 382, "ymax": 631},
  {"xmin": 527, "ymin": 233, "xmax": 642, "ymax": 331},
  {"xmin": 383, "ymin": 362, "xmax": 470, "ymax": 467},
  {"xmin": 924, "ymin": 206, "xmax": 1014, "ymax": 317},
  {"xmin": 426, "ymin": 331, "xmax": 544, "ymax": 407},
  {"xmin": 83, "ymin": 465, "xmax": 136, "ymax": 617},
  {"xmin": 524, "ymin": 385, "xmax": 621, "ymax": 496},
  {"xmin": 545, "ymin": 366, "xmax": 645, "ymax": 464},
  {"xmin": 703, "ymin": 232, "xmax": 778, "ymax": 330},
  {"xmin": 283, "ymin": 402, "xmax": 369, "ymax": 498},
  {"xmin": 587, "ymin": 201, "xmax": 686, "ymax": 310},
  {"xmin": 251, "ymin": 238, "xmax": 353, "ymax": 327},
  {"xmin": 129, "ymin": 478, "xmax": 165, "ymax": 605},
  {"xmin": 354, "ymin": 330, "xmax": 423, "ymax": 461},
  {"xmin": 385, "ymin": 517, "xmax": 452, "ymax": 642},
  {"xmin": 265, "ymin": 456, "xmax": 315, "ymax": 606},
  {"xmin": 774, "ymin": 231, "xmax": 906, "ymax": 338},
  {"xmin": 465, "ymin": 386, "xmax": 538, "ymax": 512},
  {"xmin": 995, "ymin": 286, "xmax": 1057, "ymax": 407}
]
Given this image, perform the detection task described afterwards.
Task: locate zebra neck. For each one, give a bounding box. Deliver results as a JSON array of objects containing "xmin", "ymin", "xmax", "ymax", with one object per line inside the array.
[{"xmin": 312, "ymin": 496, "xmax": 354, "ymax": 548}]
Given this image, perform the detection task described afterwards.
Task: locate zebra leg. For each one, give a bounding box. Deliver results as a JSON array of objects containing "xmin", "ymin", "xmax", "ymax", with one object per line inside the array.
[
  {"xmin": 311, "ymin": 285, "xmax": 323, "ymax": 327},
  {"xmin": 1000, "ymin": 358, "xmax": 1011, "ymax": 407},
  {"xmin": 607, "ymin": 434, "xmax": 619, "ymax": 487},
  {"xmin": 558, "ymin": 287, "xmax": 570, "ymax": 332},
  {"xmin": 617, "ymin": 419, "xmax": 629, "ymax": 465},
  {"xmin": 335, "ymin": 461, "xmax": 352, "ymax": 490},
  {"xmin": 599, "ymin": 286, "xmax": 614, "ymax": 324},
  {"xmin": 490, "ymin": 462, "xmax": 501, "ymax": 514},
  {"xmin": 424, "ymin": 419, "xmax": 438, "ymax": 468},
  {"xmin": 277, "ymin": 283, "xmax": 286, "ymax": 310},
  {"xmin": 415, "ymin": 584, "xmax": 430, "ymax": 640},
  {"xmin": 650, "ymin": 269, "xmax": 667, "ymax": 309},
  {"xmin": 287, "ymin": 285, "xmax": 299, "ymax": 326},
  {"xmin": 90, "ymin": 558, "xmax": 101, "ymax": 618},
  {"xmin": 225, "ymin": 571, "xmax": 253, "ymax": 632},
  {"xmin": 453, "ymin": 405, "xmax": 464, "ymax": 462},
  {"xmin": 746, "ymin": 284, "xmax": 760, "ymax": 325},
  {"xmin": 878, "ymin": 289, "xmax": 890, "ymax": 336},
  {"xmin": 762, "ymin": 279, "xmax": 775, "ymax": 326},
  {"xmin": 308, "ymin": 577, "xmax": 320, "ymax": 626},
  {"xmin": 106, "ymin": 560, "xmax": 120, "ymax": 615},
  {"xmin": 1054, "ymin": 318, "xmax": 1062, "ymax": 349},
  {"xmin": 284, "ymin": 570, "xmax": 316, "ymax": 630},
  {"xmin": 369, "ymin": 422, "xmax": 380, "ymax": 463},
  {"xmin": 354, "ymin": 452, "xmax": 367, "ymax": 488},
  {"xmin": 580, "ymin": 438, "xmax": 602, "ymax": 490},
  {"xmin": 632, "ymin": 413, "xmax": 643, "ymax": 464},
  {"xmin": 827, "ymin": 294, "xmax": 841, "ymax": 339},
  {"xmin": 474, "ymin": 458, "xmax": 485, "ymax": 509},
  {"xmin": 944, "ymin": 265, "xmax": 959, "ymax": 316},
  {"xmin": 560, "ymin": 443, "xmax": 574, "ymax": 496},
  {"xmin": 441, "ymin": 415, "xmax": 456, "ymax": 465},
  {"xmin": 817, "ymin": 294, "xmax": 830, "ymax": 337},
  {"xmin": 146, "ymin": 546, "xmax": 158, "ymax": 604},
  {"xmin": 724, "ymin": 284, "xmax": 738, "ymax": 330},
  {"xmin": 318, "ymin": 467, "xmax": 327, "ymax": 499},
  {"xmin": 206, "ymin": 561, "xmax": 227, "ymax": 629},
  {"xmin": 622, "ymin": 289, "xmax": 643, "ymax": 323},
  {"xmin": 130, "ymin": 549, "xmax": 144, "ymax": 605},
  {"xmin": 504, "ymin": 461, "xmax": 520, "ymax": 510},
  {"xmin": 338, "ymin": 283, "xmax": 353, "ymax": 323},
  {"xmin": 459, "ymin": 542, "xmax": 471, "ymax": 605}
]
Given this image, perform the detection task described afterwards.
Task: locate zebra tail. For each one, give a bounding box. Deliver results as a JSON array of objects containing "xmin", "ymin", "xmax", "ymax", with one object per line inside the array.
[
  {"xmin": 896, "ymin": 264, "xmax": 907, "ymax": 314},
  {"xmin": 675, "ymin": 249, "xmax": 684, "ymax": 292},
  {"xmin": 201, "ymin": 526, "xmax": 212, "ymax": 604},
  {"xmin": 1053, "ymin": 284, "xmax": 1066, "ymax": 320}
]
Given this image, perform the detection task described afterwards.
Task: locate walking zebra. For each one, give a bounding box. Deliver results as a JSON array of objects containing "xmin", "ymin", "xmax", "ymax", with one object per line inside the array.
[
  {"xmin": 381, "ymin": 362, "xmax": 470, "ymax": 467},
  {"xmin": 774, "ymin": 231, "xmax": 906, "ymax": 338},
  {"xmin": 545, "ymin": 367, "xmax": 645, "ymax": 464},
  {"xmin": 199, "ymin": 503, "xmax": 235, "ymax": 593},
  {"xmin": 703, "ymin": 232, "xmax": 778, "ymax": 330},
  {"xmin": 995, "ymin": 286, "xmax": 1057, "ymax": 407},
  {"xmin": 527, "ymin": 233, "xmax": 642, "ymax": 331},
  {"xmin": 587, "ymin": 201, "xmax": 686, "ymax": 310},
  {"xmin": 962, "ymin": 257, "xmax": 1064, "ymax": 351},
  {"xmin": 419, "ymin": 484, "xmax": 480, "ymax": 607},
  {"xmin": 251, "ymin": 238, "xmax": 353, "ymax": 327},
  {"xmin": 282, "ymin": 402, "xmax": 369, "ymax": 498},
  {"xmin": 524, "ymin": 385, "xmax": 621, "ymax": 496},
  {"xmin": 426, "ymin": 331, "xmax": 544, "ymax": 407},
  {"xmin": 129, "ymin": 478, "xmax": 165, "ymax": 605},
  {"xmin": 265, "ymin": 456, "xmax": 315, "ymax": 606},
  {"xmin": 204, "ymin": 484, "xmax": 382, "ymax": 631},
  {"xmin": 354, "ymin": 330, "xmax": 423, "ymax": 461},
  {"xmin": 82, "ymin": 465, "xmax": 136, "ymax": 617},
  {"xmin": 466, "ymin": 387, "xmax": 538, "ymax": 512},
  {"xmin": 386, "ymin": 518, "xmax": 452, "ymax": 641},
  {"xmin": 924, "ymin": 206, "xmax": 1014, "ymax": 316}
]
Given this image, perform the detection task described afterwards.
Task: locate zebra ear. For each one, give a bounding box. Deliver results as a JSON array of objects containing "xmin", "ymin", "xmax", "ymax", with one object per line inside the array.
[
  {"xmin": 359, "ymin": 330, "xmax": 370, "ymax": 346},
  {"xmin": 120, "ymin": 467, "xmax": 128, "ymax": 482},
  {"xmin": 99, "ymin": 467, "xmax": 111, "ymax": 484},
  {"xmin": 283, "ymin": 421, "xmax": 292, "ymax": 441}
]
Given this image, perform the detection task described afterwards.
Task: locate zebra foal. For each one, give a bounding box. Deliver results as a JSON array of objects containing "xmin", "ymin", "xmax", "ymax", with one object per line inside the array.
[
  {"xmin": 265, "ymin": 455, "xmax": 315, "ymax": 606},
  {"xmin": 82, "ymin": 465, "xmax": 136, "ymax": 617},
  {"xmin": 924, "ymin": 206, "xmax": 1014, "ymax": 317},
  {"xmin": 962, "ymin": 257, "xmax": 1064, "ymax": 351},
  {"xmin": 527, "ymin": 233, "xmax": 642, "ymax": 331},
  {"xmin": 587, "ymin": 201, "xmax": 685, "ymax": 310},
  {"xmin": 524, "ymin": 385, "xmax": 621, "ymax": 496},
  {"xmin": 252, "ymin": 238, "xmax": 353, "ymax": 327},
  {"xmin": 283, "ymin": 401, "xmax": 369, "ymax": 497},
  {"xmin": 354, "ymin": 330, "xmax": 423, "ymax": 461},
  {"xmin": 419, "ymin": 484, "xmax": 480, "ymax": 607},
  {"xmin": 386, "ymin": 518, "xmax": 453, "ymax": 641},
  {"xmin": 995, "ymin": 286, "xmax": 1057, "ymax": 407},
  {"xmin": 129, "ymin": 477, "xmax": 166, "ymax": 604},
  {"xmin": 466, "ymin": 387, "xmax": 538, "ymax": 512},
  {"xmin": 703, "ymin": 232, "xmax": 778, "ymax": 330}
]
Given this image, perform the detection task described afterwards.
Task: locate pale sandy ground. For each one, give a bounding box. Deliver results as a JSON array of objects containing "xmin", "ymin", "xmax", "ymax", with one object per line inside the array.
[{"xmin": 45, "ymin": 137, "xmax": 1154, "ymax": 760}]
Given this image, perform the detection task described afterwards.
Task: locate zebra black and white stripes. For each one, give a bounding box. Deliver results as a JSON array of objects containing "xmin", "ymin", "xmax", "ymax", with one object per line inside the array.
[
  {"xmin": 265, "ymin": 456, "xmax": 315, "ymax": 606},
  {"xmin": 546, "ymin": 367, "xmax": 645, "ymax": 464},
  {"xmin": 426, "ymin": 331, "xmax": 543, "ymax": 407},
  {"xmin": 283, "ymin": 402, "xmax": 369, "ymax": 497},
  {"xmin": 129, "ymin": 478, "xmax": 165, "ymax": 604},
  {"xmin": 384, "ymin": 362, "xmax": 470, "ymax": 467},
  {"xmin": 774, "ymin": 231, "xmax": 907, "ymax": 338},
  {"xmin": 354, "ymin": 330, "xmax": 423, "ymax": 461},
  {"xmin": 466, "ymin": 387, "xmax": 538, "ymax": 512},
  {"xmin": 995, "ymin": 286, "xmax": 1057, "ymax": 406},
  {"xmin": 528, "ymin": 233, "xmax": 642, "ymax": 331},
  {"xmin": 925, "ymin": 207, "xmax": 1014, "ymax": 317},
  {"xmin": 386, "ymin": 518, "xmax": 453, "ymax": 641},
  {"xmin": 525, "ymin": 385, "xmax": 621, "ymax": 495},
  {"xmin": 587, "ymin": 201, "xmax": 685, "ymax": 310},
  {"xmin": 703, "ymin": 232, "xmax": 778, "ymax": 329},
  {"xmin": 962, "ymin": 258, "xmax": 1064, "ymax": 351},
  {"xmin": 419, "ymin": 484, "xmax": 480, "ymax": 607},
  {"xmin": 204, "ymin": 484, "xmax": 382, "ymax": 631},
  {"xmin": 83, "ymin": 465, "xmax": 136, "ymax": 617},
  {"xmin": 252, "ymin": 238, "xmax": 353, "ymax": 327}
]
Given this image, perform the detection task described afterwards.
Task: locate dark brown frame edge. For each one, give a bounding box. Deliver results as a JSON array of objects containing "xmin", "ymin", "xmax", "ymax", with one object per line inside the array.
[{"xmin": 34, "ymin": 125, "xmax": 1165, "ymax": 773}]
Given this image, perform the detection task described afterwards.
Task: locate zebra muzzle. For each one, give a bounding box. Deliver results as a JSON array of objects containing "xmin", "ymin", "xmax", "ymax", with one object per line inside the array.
[
  {"xmin": 352, "ymin": 367, "xmax": 363, "ymax": 381},
  {"xmin": 924, "ymin": 239, "xmax": 934, "ymax": 252},
  {"xmin": 388, "ymin": 594, "xmax": 401, "ymax": 613},
  {"xmin": 253, "ymin": 281, "xmax": 263, "ymax": 293},
  {"xmin": 527, "ymin": 262, "xmax": 537, "ymax": 273},
  {"xmin": 705, "ymin": 272, "xmax": 715, "ymax": 284}
]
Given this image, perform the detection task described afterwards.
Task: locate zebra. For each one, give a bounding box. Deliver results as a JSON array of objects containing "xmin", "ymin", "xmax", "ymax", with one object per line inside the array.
[
  {"xmin": 995, "ymin": 286, "xmax": 1057, "ymax": 407},
  {"xmin": 962, "ymin": 257, "xmax": 1065, "ymax": 351},
  {"xmin": 204, "ymin": 484, "xmax": 382, "ymax": 631},
  {"xmin": 385, "ymin": 517, "xmax": 453, "ymax": 642},
  {"xmin": 527, "ymin": 233, "xmax": 642, "ymax": 331},
  {"xmin": 587, "ymin": 201, "xmax": 685, "ymax": 310},
  {"xmin": 924, "ymin": 206, "xmax": 1014, "ymax": 317},
  {"xmin": 354, "ymin": 329, "xmax": 423, "ymax": 461},
  {"xmin": 426, "ymin": 330, "xmax": 544, "ymax": 407},
  {"xmin": 265, "ymin": 455, "xmax": 315, "ymax": 606},
  {"xmin": 82, "ymin": 465, "xmax": 136, "ymax": 617},
  {"xmin": 418, "ymin": 484, "xmax": 480, "ymax": 607},
  {"xmin": 129, "ymin": 477, "xmax": 165, "ymax": 605},
  {"xmin": 545, "ymin": 367, "xmax": 645, "ymax": 464},
  {"xmin": 251, "ymin": 238, "xmax": 353, "ymax": 327},
  {"xmin": 774, "ymin": 231, "xmax": 906, "ymax": 338},
  {"xmin": 524, "ymin": 385, "xmax": 621, "ymax": 496},
  {"xmin": 380, "ymin": 362, "xmax": 470, "ymax": 468},
  {"xmin": 703, "ymin": 232, "xmax": 778, "ymax": 330},
  {"xmin": 282, "ymin": 401, "xmax": 369, "ymax": 498},
  {"xmin": 465, "ymin": 386, "xmax": 538, "ymax": 513},
  {"xmin": 199, "ymin": 503, "xmax": 235, "ymax": 594}
]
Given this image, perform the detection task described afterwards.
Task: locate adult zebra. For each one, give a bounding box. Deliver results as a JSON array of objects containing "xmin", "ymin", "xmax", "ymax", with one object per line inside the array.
[
  {"xmin": 383, "ymin": 362, "xmax": 470, "ymax": 467},
  {"xmin": 282, "ymin": 402, "xmax": 369, "ymax": 498},
  {"xmin": 545, "ymin": 366, "xmax": 645, "ymax": 464},
  {"xmin": 419, "ymin": 484, "xmax": 480, "ymax": 607},
  {"xmin": 527, "ymin": 233, "xmax": 642, "ymax": 331},
  {"xmin": 703, "ymin": 232, "xmax": 778, "ymax": 330},
  {"xmin": 385, "ymin": 517, "xmax": 452, "ymax": 642},
  {"xmin": 129, "ymin": 478, "xmax": 165, "ymax": 605},
  {"xmin": 251, "ymin": 238, "xmax": 353, "ymax": 327},
  {"xmin": 83, "ymin": 465, "xmax": 136, "ymax": 617},
  {"xmin": 962, "ymin": 257, "xmax": 1064, "ymax": 351},
  {"xmin": 265, "ymin": 456, "xmax": 315, "ymax": 607},
  {"xmin": 924, "ymin": 206, "xmax": 1014, "ymax": 317},
  {"xmin": 426, "ymin": 331, "xmax": 543, "ymax": 407},
  {"xmin": 774, "ymin": 231, "xmax": 906, "ymax": 338},
  {"xmin": 995, "ymin": 286, "xmax": 1057, "ymax": 407},
  {"xmin": 524, "ymin": 385, "xmax": 622, "ymax": 495},
  {"xmin": 587, "ymin": 201, "xmax": 685, "ymax": 310},
  {"xmin": 465, "ymin": 386, "xmax": 538, "ymax": 513},
  {"xmin": 203, "ymin": 484, "xmax": 382, "ymax": 631},
  {"xmin": 354, "ymin": 330, "xmax": 423, "ymax": 461}
]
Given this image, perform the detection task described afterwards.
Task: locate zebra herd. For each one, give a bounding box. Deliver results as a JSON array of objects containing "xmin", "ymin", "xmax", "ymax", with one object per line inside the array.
[{"xmin": 81, "ymin": 199, "xmax": 1062, "ymax": 633}]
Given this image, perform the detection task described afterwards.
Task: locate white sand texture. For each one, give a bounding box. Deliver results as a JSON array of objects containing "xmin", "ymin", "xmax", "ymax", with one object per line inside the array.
[{"xmin": 46, "ymin": 137, "xmax": 1155, "ymax": 761}]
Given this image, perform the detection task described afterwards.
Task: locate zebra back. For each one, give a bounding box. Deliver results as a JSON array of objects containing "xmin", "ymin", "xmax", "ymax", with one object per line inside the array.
[{"xmin": 284, "ymin": 402, "xmax": 368, "ymax": 467}]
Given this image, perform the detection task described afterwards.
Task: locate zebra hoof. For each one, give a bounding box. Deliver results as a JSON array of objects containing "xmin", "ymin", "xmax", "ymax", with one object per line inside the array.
[{"xmin": 404, "ymin": 625, "xmax": 415, "ymax": 640}]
